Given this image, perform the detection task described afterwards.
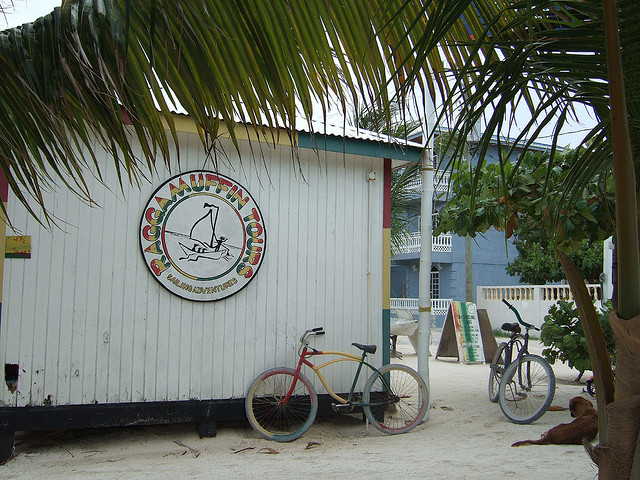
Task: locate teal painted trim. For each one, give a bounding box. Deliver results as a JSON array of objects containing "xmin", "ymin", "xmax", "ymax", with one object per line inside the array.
[
  {"xmin": 382, "ymin": 309, "xmax": 390, "ymax": 366},
  {"xmin": 298, "ymin": 132, "xmax": 421, "ymax": 163}
]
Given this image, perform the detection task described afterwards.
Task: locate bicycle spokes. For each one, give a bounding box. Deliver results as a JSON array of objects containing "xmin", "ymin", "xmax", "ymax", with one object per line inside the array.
[
  {"xmin": 498, "ymin": 355, "xmax": 555, "ymax": 424},
  {"xmin": 363, "ymin": 365, "xmax": 428, "ymax": 434},
  {"xmin": 246, "ymin": 368, "xmax": 318, "ymax": 441}
]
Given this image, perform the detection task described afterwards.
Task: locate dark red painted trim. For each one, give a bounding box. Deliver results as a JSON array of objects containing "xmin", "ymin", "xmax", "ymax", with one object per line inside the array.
[
  {"xmin": 383, "ymin": 158, "xmax": 392, "ymax": 229},
  {"xmin": 0, "ymin": 168, "xmax": 8, "ymax": 203}
]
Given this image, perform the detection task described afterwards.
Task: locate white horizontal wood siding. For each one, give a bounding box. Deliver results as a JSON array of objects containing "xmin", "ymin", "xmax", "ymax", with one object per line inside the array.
[{"xmin": 0, "ymin": 131, "xmax": 384, "ymax": 407}]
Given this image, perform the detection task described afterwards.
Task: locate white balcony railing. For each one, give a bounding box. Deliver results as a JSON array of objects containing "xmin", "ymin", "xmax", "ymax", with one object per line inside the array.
[
  {"xmin": 390, "ymin": 297, "xmax": 452, "ymax": 317},
  {"xmin": 396, "ymin": 232, "xmax": 452, "ymax": 254},
  {"xmin": 407, "ymin": 172, "xmax": 450, "ymax": 193}
]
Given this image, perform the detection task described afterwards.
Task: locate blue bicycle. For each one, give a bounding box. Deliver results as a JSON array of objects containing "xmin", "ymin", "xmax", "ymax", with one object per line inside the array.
[{"xmin": 488, "ymin": 299, "xmax": 556, "ymax": 424}]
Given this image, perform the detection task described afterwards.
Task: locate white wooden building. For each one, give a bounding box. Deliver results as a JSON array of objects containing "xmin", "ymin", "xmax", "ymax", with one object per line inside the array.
[{"xmin": 0, "ymin": 117, "xmax": 421, "ymax": 456}]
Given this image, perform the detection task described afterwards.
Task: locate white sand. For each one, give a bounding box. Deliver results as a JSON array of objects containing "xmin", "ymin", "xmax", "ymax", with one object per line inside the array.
[{"xmin": 2, "ymin": 336, "xmax": 599, "ymax": 480}]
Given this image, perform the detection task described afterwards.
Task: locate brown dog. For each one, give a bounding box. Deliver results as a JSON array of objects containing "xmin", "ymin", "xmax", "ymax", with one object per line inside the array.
[{"xmin": 511, "ymin": 396, "xmax": 598, "ymax": 446}]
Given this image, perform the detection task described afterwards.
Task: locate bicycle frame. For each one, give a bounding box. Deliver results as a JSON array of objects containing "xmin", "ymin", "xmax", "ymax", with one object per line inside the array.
[
  {"xmin": 503, "ymin": 333, "xmax": 533, "ymax": 392},
  {"xmin": 281, "ymin": 344, "xmax": 388, "ymax": 408},
  {"xmin": 500, "ymin": 299, "xmax": 535, "ymax": 371},
  {"xmin": 504, "ymin": 332, "xmax": 527, "ymax": 369},
  {"xmin": 501, "ymin": 315, "xmax": 538, "ymax": 393}
]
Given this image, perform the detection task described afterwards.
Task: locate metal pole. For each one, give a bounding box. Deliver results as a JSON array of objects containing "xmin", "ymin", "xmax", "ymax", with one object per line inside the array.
[
  {"xmin": 418, "ymin": 148, "xmax": 434, "ymax": 417},
  {"xmin": 418, "ymin": 92, "xmax": 436, "ymax": 420}
]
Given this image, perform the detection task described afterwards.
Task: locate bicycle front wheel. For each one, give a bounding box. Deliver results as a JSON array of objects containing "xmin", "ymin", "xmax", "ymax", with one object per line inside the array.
[
  {"xmin": 245, "ymin": 367, "xmax": 318, "ymax": 442},
  {"xmin": 363, "ymin": 364, "xmax": 428, "ymax": 434},
  {"xmin": 488, "ymin": 342, "xmax": 508, "ymax": 403},
  {"xmin": 498, "ymin": 354, "xmax": 555, "ymax": 424}
]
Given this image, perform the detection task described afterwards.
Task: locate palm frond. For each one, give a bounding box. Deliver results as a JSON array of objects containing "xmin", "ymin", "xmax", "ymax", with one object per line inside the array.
[
  {"xmin": 2, "ymin": 0, "xmax": 637, "ymax": 229},
  {"xmin": 0, "ymin": 0, "xmax": 401, "ymax": 219},
  {"xmin": 390, "ymin": 162, "xmax": 421, "ymax": 255},
  {"xmin": 375, "ymin": 0, "xmax": 637, "ymax": 243}
]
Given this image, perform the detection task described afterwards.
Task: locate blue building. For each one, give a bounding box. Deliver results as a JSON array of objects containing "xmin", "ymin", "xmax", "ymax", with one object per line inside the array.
[{"xmin": 390, "ymin": 135, "xmax": 551, "ymax": 328}]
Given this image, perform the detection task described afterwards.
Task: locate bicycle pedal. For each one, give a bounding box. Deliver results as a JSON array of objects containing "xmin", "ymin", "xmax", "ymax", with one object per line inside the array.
[{"xmin": 331, "ymin": 403, "xmax": 351, "ymax": 412}]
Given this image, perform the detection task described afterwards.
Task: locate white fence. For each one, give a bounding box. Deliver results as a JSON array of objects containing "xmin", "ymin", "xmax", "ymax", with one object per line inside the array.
[
  {"xmin": 390, "ymin": 297, "xmax": 452, "ymax": 319},
  {"xmin": 477, "ymin": 284, "xmax": 603, "ymax": 330}
]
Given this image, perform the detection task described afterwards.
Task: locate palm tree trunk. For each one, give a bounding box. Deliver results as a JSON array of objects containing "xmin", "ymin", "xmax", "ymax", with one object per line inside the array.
[
  {"xmin": 465, "ymin": 236, "xmax": 473, "ymax": 301},
  {"xmin": 558, "ymin": 254, "xmax": 614, "ymax": 469},
  {"xmin": 599, "ymin": 0, "xmax": 640, "ymax": 478},
  {"xmin": 604, "ymin": 0, "xmax": 640, "ymax": 319}
]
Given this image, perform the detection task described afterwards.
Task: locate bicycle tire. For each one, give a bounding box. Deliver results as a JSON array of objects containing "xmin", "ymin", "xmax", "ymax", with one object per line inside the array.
[
  {"xmin": 245, "ymin": 367, "xmax": 318, "ymax": 442},
  {"xmin": 363, "ymin": 364, "xmax": 428, "ymax": 434},
  {"xmin": 488, "ymin": 342, "xmax": 508, "ymax": 403},
  {"xmin": 498, "ymin": 354, "xmax": 555, "ymax": 424}
]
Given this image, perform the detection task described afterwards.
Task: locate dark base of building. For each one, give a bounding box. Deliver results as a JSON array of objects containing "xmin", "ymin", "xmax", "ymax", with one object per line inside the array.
[{"xmin": 0, "ymin": 394, "xmax": 356, "ymax": 461}]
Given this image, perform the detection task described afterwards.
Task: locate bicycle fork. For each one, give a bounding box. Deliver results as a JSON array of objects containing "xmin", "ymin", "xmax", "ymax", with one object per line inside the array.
[{"xmin": 279, "ymin": 349, "xmax": 313, "ymax": 406}]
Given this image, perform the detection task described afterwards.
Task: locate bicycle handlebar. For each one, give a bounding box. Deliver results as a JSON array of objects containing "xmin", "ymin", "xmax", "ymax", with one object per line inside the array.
[
  {"xmin": 300, "ymin": 327, "xmax": 325, "ymax": 344},
  {"xmin": 502, "ymin": 299, "xmax": 539, "ymax": 331}
]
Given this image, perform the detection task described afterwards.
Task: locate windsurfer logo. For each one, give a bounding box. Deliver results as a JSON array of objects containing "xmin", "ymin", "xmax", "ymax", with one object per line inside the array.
[{"xmin": 139, "ymin": 171, "xmax": 266, "ymax": 301}]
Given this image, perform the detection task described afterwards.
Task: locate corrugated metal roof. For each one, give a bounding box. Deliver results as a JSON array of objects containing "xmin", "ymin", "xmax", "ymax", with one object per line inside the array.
[
  {"xmin": 169, "ymin": 106, "xmax": 424, "ymax": 162},
  {"xmin": 298, "ymin": 118, "xmax": 424, "ymax": 163},
  {"xmin": 300, "ymin": 118, "xmax": 424, "ymax": 148},
  {"xmin": 168, "ymin": 103, "xmax": 423, "ymax": 149}
]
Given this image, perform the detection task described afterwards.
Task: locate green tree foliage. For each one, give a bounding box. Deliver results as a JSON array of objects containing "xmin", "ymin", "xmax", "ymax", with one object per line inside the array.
[
  {"xmin": 434, "ymin": 149, "xmax": 615, "ymax": 276},
  {"xmin": 541, "ymin": 300, "xmax": 616, "ymax": 374},
  {"xmin": 506, "ymin": 239, "xmax": 603, "ymax": 284}
]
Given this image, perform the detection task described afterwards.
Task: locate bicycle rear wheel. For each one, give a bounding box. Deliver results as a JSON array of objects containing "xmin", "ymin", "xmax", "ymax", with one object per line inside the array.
[
  {"xmin": 245, "ymin": 367, "xmax": 318, "ymax": 442},
  {"xmin": 498, "ymin": 354, "xmax": 555, "ymax": 424},
  {"xmin": 488, "ymin": 342, "xmax": 508, "ymax": 403},
  {"xmin": 363, "ymin": 364, "xmax": 428, "ymax": 434}
]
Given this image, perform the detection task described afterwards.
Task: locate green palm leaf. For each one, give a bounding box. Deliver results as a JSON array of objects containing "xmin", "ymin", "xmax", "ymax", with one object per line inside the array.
[{"xmin": 0, "ymin": 1, "xmax": 399, "ymax": 219}]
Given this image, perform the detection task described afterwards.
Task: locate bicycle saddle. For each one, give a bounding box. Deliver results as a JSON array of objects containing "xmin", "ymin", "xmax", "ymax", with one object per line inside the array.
[
  {"xmin": 501, "ymin": 322, "xmax": 521, "ymax": 334},
  {"xmin": 352, "ymin": 343, "xmax": 377, "ymax": 354}
]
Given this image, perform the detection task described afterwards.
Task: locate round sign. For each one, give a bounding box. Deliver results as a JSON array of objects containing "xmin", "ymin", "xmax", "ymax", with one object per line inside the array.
[{"xmin": 139, "ymin": 171, "xmax": 266, "ymax": 301}]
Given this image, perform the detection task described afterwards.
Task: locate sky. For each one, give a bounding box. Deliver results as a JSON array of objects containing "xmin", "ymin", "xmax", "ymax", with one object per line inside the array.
[
  {"xmin": 2, "ymin": 0, "xmax": 596, "ymax": 148},
  {"xmin": 0, "ymin": 0, "xmax": 59, "ymax": 28}
]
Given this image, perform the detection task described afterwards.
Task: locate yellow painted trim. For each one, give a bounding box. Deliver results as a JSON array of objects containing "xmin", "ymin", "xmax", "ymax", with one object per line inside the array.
[
  {"xmin": 168, "ymin": 115, "xmax": 297, "ymax": 147},
  {"xmin": 382, "ymin": 228, "xmax": 391, "ymax": 309},
  {"xmin": 170, "ymin": 115, "xmax": 200, "ymax": 134}
]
